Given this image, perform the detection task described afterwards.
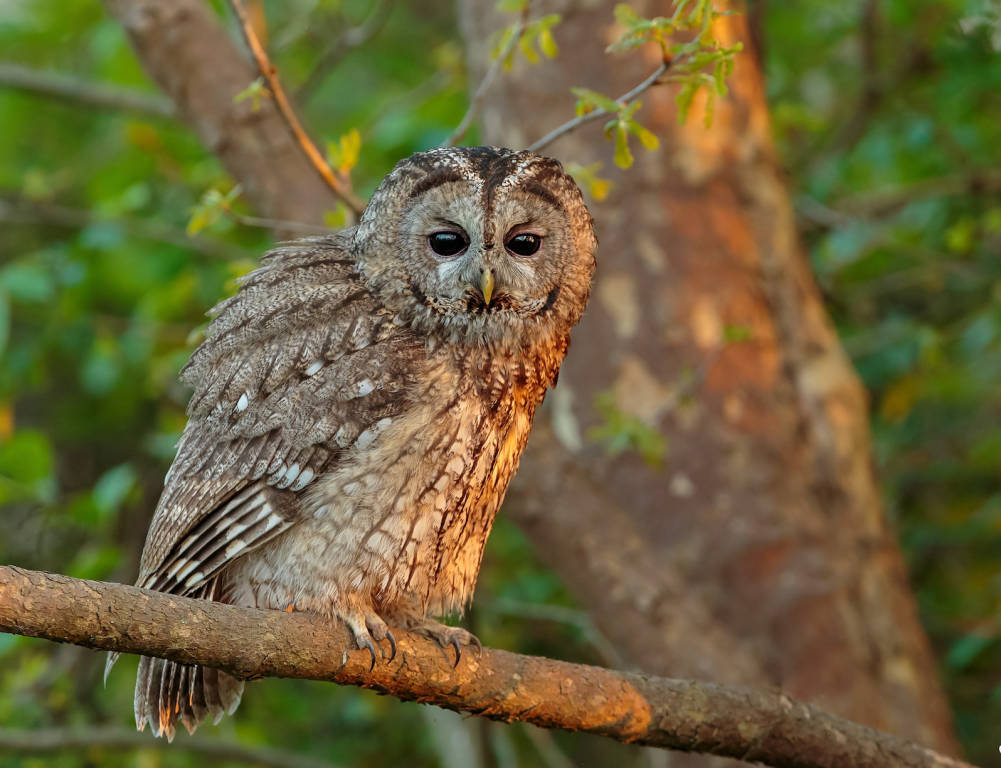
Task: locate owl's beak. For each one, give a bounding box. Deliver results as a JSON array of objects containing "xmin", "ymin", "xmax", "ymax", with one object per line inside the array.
[{"xmin": 479, "ymin": 267, "xmax": 495, "ymax": 307}]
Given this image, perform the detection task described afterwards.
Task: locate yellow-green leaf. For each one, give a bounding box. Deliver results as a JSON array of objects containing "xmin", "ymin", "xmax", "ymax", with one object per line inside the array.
[
  {"xmin": 234, "ymin": 77, "xmax": 268, "ymax": 112},
  {"xmin": 324, "ymin": 202, "xmax": 350, "ymax": 229},
  {"xmin": 614, "ymin": 3, "xmax": 642, "ymax": 28},
  {"xmin": 566, "ymin": 162, "xmax": 613, "ymax": 202},
  {"xmin": 537, "ymin": 27, "xmax": 558, "ymax": 58},
  {"xmin": 629, "ymin": 121, "xmax": 660, "ymax": 150},
  {"xmin": 518, "ymin": 31, "xmax": 540, "ymax": 63},
  {"xmin": 327, "ymin": 129, "xmax": 362, "ymax": 175},
  {"xmin": 612, "ymin": 125, "xmax": 633, "ymax": 168}
]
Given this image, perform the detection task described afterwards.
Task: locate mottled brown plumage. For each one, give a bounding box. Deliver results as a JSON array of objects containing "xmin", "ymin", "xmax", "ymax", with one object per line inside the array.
[{"xmin": 111, "ymin": 147, "xmax": 596, "ymax": 739}]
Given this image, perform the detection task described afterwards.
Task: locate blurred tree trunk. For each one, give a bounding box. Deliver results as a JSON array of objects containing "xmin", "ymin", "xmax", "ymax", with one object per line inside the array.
[{"xmin": 460, "ymin": 0, "xmax": 958, "ymax": 759}]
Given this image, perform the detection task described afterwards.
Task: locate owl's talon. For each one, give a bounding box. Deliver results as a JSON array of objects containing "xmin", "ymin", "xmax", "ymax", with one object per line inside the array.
[
  {"xmin": 386, "ymin": 629, "xmax": 397, "ymax": 662},
  {"xmin": 449, "ymin": 636, "xmax": 462, "ymax": 667},
  {"xmin": 357, "ymin": 636, "xmax": 378, "ymax": 672}
]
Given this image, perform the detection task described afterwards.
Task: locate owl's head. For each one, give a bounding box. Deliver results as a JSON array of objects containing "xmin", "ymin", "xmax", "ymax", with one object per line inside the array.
[{"xmin": 354, "ymin": 147, "xmax": 596, "ymax": 349}]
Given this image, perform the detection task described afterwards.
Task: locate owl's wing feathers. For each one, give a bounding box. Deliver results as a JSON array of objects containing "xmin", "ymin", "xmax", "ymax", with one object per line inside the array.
[{"xmin": 138, "ymin": 235, "xmax": 420, "ymax": 595}]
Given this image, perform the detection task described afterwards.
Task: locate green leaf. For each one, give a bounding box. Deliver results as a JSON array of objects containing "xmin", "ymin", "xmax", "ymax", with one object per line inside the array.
[
  {"xmin": 571, "ymin": 87, "xmax": 621, "ymax": 115},
  {"xmin": 0, "ymin": 290, "xmax": 8, "ymax": 360},
  {"xmin": 627, "ymin": 120, "xmax": 660, "ymax": 150},
  {"xmin": 1, "ymin": 262, "xmax": 55, "ymax": 303},
  {"xmin": 676, "ymin": 80, "xmax": 698, "ymax": 124},
  {"xmin": 613, "ymin": 3, "xmax": 643, "ymax": 29},
  {"xmin": 0, "ymin": 430, "xmax": 52, "ymax": 483},
  {"xmin": 621, "ymin": 99, "xmax": 642, "ymax": 120},
  {"xmin": 566, "ymin": 162, "xmax": 613, "ymax": 202},
  {"xmin": 518, "ymin": 31, "xmax": 540, "ymax": 64},
  {"xmin": 233, "ymin": 77, "xmax": 269, "ymax": 111},
  {"xmin": 495, "ymin": 0, "xmax": 527, "ymax": 11},
  {"xmin": 612, "ymin": 124, "xmax": 633, "ymax": 168},
  {"xmin": 492, "ymin": 22, "xmax": 519, "ymax": 66},
  {"xmin": 537, "ymin": 26, "xmax": 558, "ymax": 58},
  {"xmin": 93, "ymin": 463, "xmax": 138, "ymax": 517},
  {"xmin": 947, "ymin": 634, "xmax": 995, "ymax": 671},
  {"xmin": 324, "ymin": 202, "xmax": 350, "ymax": 229},
  {"xmin": 326, "ymin": 129, "xmax": 362, "ymax": 174},
  {"xmin": 723, "ymin": 324, "xmax": 753, "ymax": 343}
]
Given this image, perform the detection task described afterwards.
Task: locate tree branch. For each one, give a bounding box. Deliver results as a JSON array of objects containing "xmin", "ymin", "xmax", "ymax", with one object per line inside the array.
[
  {"xmin": 444, "ymin": 7, "xmax": 529, "ymax": 147},
  {"xmin": 0, "ymin": 62, "xmax": 175, "ymax": 119},
  {"xmin": 0, "ymin": 566, "xmax": 972, "ymax": 768},
  {"xmin": 226, "ymin": 0, "xmax": 366, "ymax": 216},
  {"xmin": 295, "ymin": 0, "xmax": 395, "ymax": 104},
  {"xmin": 0, "ymin": 194, "xmax": 244, "ymax": 262},
  {"xmin": 103, "ymin": 0, "xmax": 338, "ymax": 229},
  {"xmin": 526, "ymin": 61, "xmax": 669, "ymax": 153},
  {"xmin": 0, "ymin": 726, "xmax": 337, "ymax": 768}
]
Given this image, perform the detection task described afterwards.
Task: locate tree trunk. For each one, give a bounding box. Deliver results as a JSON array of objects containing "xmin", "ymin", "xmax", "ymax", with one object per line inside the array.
[{"xmin": 460, "ymin": 0, "xmax": 958, "ymax": 757}]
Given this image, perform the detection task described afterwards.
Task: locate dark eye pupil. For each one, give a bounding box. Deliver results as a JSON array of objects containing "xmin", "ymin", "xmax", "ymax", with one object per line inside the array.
[
  {"xmin": 428, "ymin": 231, "xmax": 467, "ymax": 257},
  {"xmin": 507, "ymin": 233, "xmax": 541, "ymax": 256}
]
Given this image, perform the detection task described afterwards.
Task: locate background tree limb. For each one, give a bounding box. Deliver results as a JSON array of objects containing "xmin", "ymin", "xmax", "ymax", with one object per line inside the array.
[
  {"xmin": 0, "ymin": 726, "xmax": 338, "ymax": 768},
  {"xmin": 102, "ymin": 0, "xmax": 338, "ymax": 229},
  {"xmin": 0, "ymin": 62, "xmax": 175, "ymax": 118},
  {"xmin": 0, "ymin": 566, "xmax": 974, "ymax": 768}
]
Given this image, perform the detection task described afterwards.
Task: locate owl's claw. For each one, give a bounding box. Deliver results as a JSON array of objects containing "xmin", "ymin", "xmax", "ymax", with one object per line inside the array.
[
  {"xmin": 385, "ymin": 629, "xmax": 397, "ymax": 662},
  {"xmin": 449, "ymin": 636, "xmax": 462, "ymax": 668},
  {"xmin": 399, "ymin": 619, "xmax": 480, "ymax": 667},
  {"xmin": 358, "ymin": 635, "xmax": 378, "ymax": 672}
]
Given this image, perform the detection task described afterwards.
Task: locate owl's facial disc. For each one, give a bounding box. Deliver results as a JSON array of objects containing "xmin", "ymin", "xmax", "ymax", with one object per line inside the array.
[{"xmin": 358, "ymin": 147, "xmax": 596, "ymax": 348}]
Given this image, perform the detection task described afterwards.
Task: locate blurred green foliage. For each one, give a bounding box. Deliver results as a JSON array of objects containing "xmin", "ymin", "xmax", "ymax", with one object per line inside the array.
[
  {"xmin": 0, "ymin": 0, "xmax": 999, "ymax": 765},
  {"xmin": 765, "ymin": 1, "xmax": 1001, "ymax": 761}
]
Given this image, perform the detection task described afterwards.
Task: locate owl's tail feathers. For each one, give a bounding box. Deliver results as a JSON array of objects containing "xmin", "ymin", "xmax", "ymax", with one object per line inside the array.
[
  {"xmin": 134, "ymin": 656, "xmax": 244, "ymax": 741},
  {"xmin": 103, "ymin": 651, "xmax": 120, "ymax": 686}
]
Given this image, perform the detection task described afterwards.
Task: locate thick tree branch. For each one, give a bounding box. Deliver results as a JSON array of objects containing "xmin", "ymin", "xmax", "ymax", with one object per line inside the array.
[
  {"xmin": 103, "ymin": 0, "xmax": 338, "ymax": 229},
  {"xmin": 0, "ymin": 566, "xmax": 972, "ymax": 768},
  {"xmin": 0, "ymin": 62, "xmax": 175, "ymax": 118},
  {"xmin": 0, "ymin": 727, "xmax": 337, "ymax": 768},
  {"xmin": 226, "ymin": 0, "xmax": 365, "ymax": 216}
]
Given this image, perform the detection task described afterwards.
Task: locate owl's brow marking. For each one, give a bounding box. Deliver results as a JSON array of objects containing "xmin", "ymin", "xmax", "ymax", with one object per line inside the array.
[
  {"xmin": 409, "ymin": 169, "xmax": 465, "ymax": 200},
  {"xmin": 519, "ymin": 181, "xmax": 565, "ymax": 213}
]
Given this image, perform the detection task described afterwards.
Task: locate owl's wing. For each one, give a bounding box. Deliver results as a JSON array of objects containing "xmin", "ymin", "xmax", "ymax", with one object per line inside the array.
[{"xmin": 137, "ymin": 235, "xmax": 420, "ymax": 595}]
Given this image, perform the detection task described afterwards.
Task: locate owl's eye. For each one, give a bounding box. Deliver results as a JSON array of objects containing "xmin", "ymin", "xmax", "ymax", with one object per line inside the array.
[
  {"xmin": 505, "ymin": 233, "xmax": 542, "ymax": 257},
  {"xmin": 428, "ymin": 231, "xmax": 468, "ymax": 258}
]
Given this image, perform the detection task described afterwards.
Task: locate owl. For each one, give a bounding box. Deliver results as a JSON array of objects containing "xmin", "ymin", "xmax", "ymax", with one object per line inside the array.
[{"xmin": 109, "ymin": 146, "xmax": 596, "ymax": 740}]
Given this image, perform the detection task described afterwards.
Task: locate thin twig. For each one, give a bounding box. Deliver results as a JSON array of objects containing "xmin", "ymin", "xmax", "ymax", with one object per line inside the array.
[
  {"xmin": 527, "ymin": 61, "xmax": 670, "ymax": 153},
  {"xmin": 0, "ymin": 62, "xmax": 175, "ymax": 119},
  {"xmin": 226, "ymin": 0, "xmax": 366, "ymax": 216},
  {"xmin": 0, "ymin": 195, "xmax": 243, "ymax": 261},
  {"xmin": 444, "ymin": 7, "xmax": 530, "ymax": 147},
  {"xmin": 296, "ymin": 0, "xmax": 395, "ymax": 103},
  {"xmin": 0, "ymin": 727, "xmax": 337, "ymax": 768},
  {"xmin": 223, "ymin": 208, "xmax": 334, "ymax": 235}
]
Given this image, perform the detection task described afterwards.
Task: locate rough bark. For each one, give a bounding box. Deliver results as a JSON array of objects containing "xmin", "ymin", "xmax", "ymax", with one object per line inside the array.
[
  {"xmin": 0, "ymin": 566, "xmax": 973, "ymax": 768},
  {"xmin": 102, "ymin": 0, "xmax": 336, "ymax": 227},
  {"xmin": 460, "ymin": 0, "xmax": 959, "ymax": 757}
]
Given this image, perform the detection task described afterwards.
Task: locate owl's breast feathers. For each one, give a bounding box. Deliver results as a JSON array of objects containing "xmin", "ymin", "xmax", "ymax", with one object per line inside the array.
[
  {"xmin": 294, "ymin": 332, "xmax": 568, "ymax": 615},
  {"xmin": 138, "ymin": 235, "xmax": 569, "ymax": 610}
]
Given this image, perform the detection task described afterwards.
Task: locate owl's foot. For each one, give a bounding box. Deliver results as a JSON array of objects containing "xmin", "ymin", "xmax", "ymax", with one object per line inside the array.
[
  {"xmin": 403, "ymin": 618, "xmax": 482, "ymax": 668},
  {"xmin": 340, "ymin": 610, "xmax": 397, "ymax": 670}
]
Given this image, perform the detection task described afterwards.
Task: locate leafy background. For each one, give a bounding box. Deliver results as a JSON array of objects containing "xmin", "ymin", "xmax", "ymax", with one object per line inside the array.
[{"xmin": 1, "ymin": 0, "xmax": 999, "ymax": 765}]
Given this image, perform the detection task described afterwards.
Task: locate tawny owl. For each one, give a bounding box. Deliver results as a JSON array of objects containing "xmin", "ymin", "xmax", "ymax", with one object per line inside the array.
[{"xmin": 110, "ymin": 146, "xmax": 596, "ymax": 740}]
